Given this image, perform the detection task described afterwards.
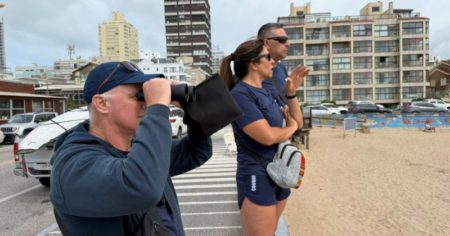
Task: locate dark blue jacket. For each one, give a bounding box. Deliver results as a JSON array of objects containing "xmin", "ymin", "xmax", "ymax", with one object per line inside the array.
[{"xmin": 50, "ymin": 105, "xmax": 212, "ymax": 235}]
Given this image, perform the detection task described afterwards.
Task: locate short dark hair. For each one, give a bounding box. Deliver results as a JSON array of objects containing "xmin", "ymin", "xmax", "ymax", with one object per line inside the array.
[{"xmin": 257, "ymin": 22, "xmax": 284, "ymax": 39}]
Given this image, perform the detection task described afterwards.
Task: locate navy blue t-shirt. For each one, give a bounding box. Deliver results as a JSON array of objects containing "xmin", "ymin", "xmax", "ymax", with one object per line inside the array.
[
  {"xmin": 263, "ymin": 62, "xmax": 288, "ymax": 106},
  {"xmin": 231, "ymin": 81, "xmax": 284, "ymax": 175}
]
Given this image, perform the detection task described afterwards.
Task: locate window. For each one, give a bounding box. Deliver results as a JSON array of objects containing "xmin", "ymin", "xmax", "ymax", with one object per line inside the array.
[
  {"xmin": 332, "ymin": 73, "xmax": 351, "ymax": 85},
  {"xmin": 332, "ymin": 42, "xmax": 351, "ymax": 54},
  {"xmin": 403, "ymin": 86, "xmax": 423, "ymax": 99},
  {"xmin": 332, "ymin": 25, "xmax": 351, "ymax": 38},
  {"xmin": 376, "ymin": 87, "xmax": 400, "ymax": 100},
  {"xmin": 284, "ymin": 59, "xmax": 304, "ymax": 73},
  {"xmin": 375, "ymin": 56, "xmax": 398, "ymax": 68},
  {"xmin": 306, "ymin": 90, "xmax": 329, "ymax": 103},
  {"xmin": 0, "ymin": 99, "xmax": 10, "ymax": 120},
  {"xmin": 12, "ymin": 100, "xmax": 25, "ymax": 116},
  {"xmin": 306, "ymin": 59, "xmax": 329, "ymax": 71},
  {"xmin": 332, "ymin": 57, "xmax": 351, "ymax": 70},
  {"xmin": 403, "ymin": 70, "xmax": 423, "ymax": 83},
  {"xmin": 375, "ymin": 40, "xmax": 399, "ymax": 52},
  {"xmin": 353, "ymin": 24, "xmax": 372, "ymax": 37},
  {"xmin": 375, "ymin": 72, "xmax": 399, "ymax": 84},
  {"xmin": 403, "ymin": 38, "xmax": 423, "ymax": 51},
  {"xmin": 403, "ymin": 54, "xmax": 423, "ymax": 67},
  {"xmin": 332, "ymin": 89, "xmax": 351, "ymax": 101},
  {"xmin": 288, "ymin": 43, "xmax": 303, "ymax": 56},
  {"xmin": 354, "ymin": 57, "xmax": 372, "ymax": 69},
  {"xmin": 374, "ymin": 24, "xmax": 398, "ymax": 37},
  {"xmin": 285, "ymin": 27, "xmax": 303, "ymax": 40},
  {"xmin": 372, "ymin": 6, "xmax": 380, "ymax": 12},
  {"xmin": 306, "ymin": 28, "xmax": 329, "ymax": 40},
  {"xmin": 354, "ymin": 72, "xmax": 373, "ymax": 85},
  {"xmin": 306, "ymin": 75, "xmax": 329, "ymax": 87},
  {"xmin": 306, "ymin": 44, "xmax": 328, "ymax": 56},
  {"xmin": 354, "ymin": 41, "xmax": 372, "ymax": 53},
  {"xmin": 32, "ymin": 100, "xmax": 43, "ymax": 113},
  {"xmin": 44, "ymin": 101, "xmax": 54, "ymax": 112},
  {"xmin": 354, "ymin": 88, "xmax": 373, "ymax": 100},
  {"xmin": 402, "ymin": 22, "xmax": 423, "ymax": 35}
]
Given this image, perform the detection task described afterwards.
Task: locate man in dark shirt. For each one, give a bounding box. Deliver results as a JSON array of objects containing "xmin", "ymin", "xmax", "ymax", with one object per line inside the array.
[
  {"xmin": 257, "ymin": 22, "xmax": 309, "ymax": 129},
  {"xmin": 50, "ymin": 61, "xmax": 212, "ymax": 235}
]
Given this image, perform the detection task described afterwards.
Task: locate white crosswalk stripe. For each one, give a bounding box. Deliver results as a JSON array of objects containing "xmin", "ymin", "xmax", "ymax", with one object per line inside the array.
[{"xmin": 175, "ymin": 136, "xmax": 242, "ymax": 235}]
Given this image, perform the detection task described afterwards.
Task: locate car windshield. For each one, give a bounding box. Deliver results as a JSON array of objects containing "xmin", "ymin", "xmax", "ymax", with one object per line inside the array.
[
  {"xmin": 323, "ymin": 104, "xmax": 336, "ymax": 108},
  {"xmin": 9, "ymin": 114, "xmax": 34, "ymax": 123}
]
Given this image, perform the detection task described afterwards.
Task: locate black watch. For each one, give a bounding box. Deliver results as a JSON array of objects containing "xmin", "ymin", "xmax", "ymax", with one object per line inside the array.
[{"xmin": 285, "ymin": 94, "xmax": 297, "ymax": 99}]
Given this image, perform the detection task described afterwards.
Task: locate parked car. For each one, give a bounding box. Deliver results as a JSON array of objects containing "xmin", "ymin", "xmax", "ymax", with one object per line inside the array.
[
  {"xmin": 304, "ymin": 105, "xmax": 339, "ymax": 116},
  {"xmin": 14, "ymin": 107, "xmax": 89, "ymax": 187},
  {"xmin": 425, "ymin": 99, "xmax": 450, "ymax": 111},
  {"xmin": 403, "ymin": 102, "xmax": 447, "ymax": 113},
  {"xmin": 321, "ymin": 103, "xmax": 348, "ymax": 114},
  {"xmin": 375, "ymin": 104, "xmax": 392, "ymax": 113},
  {"xmin": 347, "ymin": 101, "xmax": 382, "ymax": 113},
  {"xmin": 169, "ymin": 105, "xmax": 187, "ymax": 138},
  {"xmin": 14, "ymin": 105, "xmax": 188, "ymax": 187},
  {"xmin": 0, "ymin": 112, "xmax": 57, "ymax": 144}
]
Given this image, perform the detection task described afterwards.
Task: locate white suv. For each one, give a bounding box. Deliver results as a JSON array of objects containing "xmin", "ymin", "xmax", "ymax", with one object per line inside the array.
[
  {"xmin": 0, "ymin": 112, "xmax": 57, "ymax": 144},
  {"xmin": 169, "ymin": 105, "xmax": 187, "ymax": 138},
  {"xmin": 425, "ymin": 99, "xmax": 450, "ymax": 111}
]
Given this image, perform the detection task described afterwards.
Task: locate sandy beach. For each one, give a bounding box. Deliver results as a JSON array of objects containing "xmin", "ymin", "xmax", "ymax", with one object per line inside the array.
[{"xmin": 284, "ymin": 127, "xmax": 450, "ymax": 236}]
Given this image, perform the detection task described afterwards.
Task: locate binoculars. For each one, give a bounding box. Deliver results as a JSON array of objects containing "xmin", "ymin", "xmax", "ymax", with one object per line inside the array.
[{"xmin": 136, "ymin": 84, "xmax": 196, "ymax": 104}]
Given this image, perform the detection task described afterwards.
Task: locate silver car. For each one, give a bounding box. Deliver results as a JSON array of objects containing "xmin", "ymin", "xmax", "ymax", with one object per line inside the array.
[{"xmin": 405, "ymin": 102, "xmax": 447, "ymax": 113}]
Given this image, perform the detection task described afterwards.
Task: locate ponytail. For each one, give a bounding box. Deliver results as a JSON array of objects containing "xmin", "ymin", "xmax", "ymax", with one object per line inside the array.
[{"xmin": 219, "ymin": 55, "xmax": 236, "ymax": 90}]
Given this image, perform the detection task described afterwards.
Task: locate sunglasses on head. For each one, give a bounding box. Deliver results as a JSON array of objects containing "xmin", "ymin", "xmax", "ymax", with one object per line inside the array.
[
  {"xmin": 266, "ymin": 36, "xmax": 289, "ymax": 44},
  {"xmin": 252, "ymin": 53, "xmax": 271, "ymax": 62},
  {"xmin": 96, "ymin": 61, "xmax": 142, "ymax": 94}
]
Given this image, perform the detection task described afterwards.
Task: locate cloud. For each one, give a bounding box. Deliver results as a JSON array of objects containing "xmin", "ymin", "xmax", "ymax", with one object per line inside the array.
[{"xmin": 2, "ymin": 0, "xmax": 450, "ymax": 69}]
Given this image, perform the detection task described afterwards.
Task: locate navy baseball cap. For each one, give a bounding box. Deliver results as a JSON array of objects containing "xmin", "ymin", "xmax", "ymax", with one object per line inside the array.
[{"xmin": 83, "ymin": 61, "xmax": 164, "ymax": 104}]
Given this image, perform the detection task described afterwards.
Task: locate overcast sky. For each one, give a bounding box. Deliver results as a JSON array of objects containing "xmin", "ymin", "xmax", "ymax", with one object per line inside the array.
[{"xmin": 2, "ymin": 0, "xmax": 450, "ymax": 70}]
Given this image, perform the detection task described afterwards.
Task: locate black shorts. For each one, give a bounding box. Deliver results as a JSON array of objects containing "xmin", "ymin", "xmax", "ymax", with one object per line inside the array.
[{"xmin": 236, "ymin": 174, "xmax": 290, "ymax": 209}]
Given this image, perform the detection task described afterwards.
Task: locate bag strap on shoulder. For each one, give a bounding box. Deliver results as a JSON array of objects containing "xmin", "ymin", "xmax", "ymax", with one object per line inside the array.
[{"xmin": 270, "ymin": 77, "xmax": 288, "ymax": 106}]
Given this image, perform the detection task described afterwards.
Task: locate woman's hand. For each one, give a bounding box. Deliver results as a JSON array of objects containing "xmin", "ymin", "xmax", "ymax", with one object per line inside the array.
[{"xmin": 285, "ymin": 65, "xmax": 310, "ymax": 96}]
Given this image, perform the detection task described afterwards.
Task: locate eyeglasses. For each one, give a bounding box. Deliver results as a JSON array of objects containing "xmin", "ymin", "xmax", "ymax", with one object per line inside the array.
[
  {"xmin": 252, "ymin": 53, "xmax": 272, "ymax": 62},
  {"xmin": 96, "ymin": 61, "xmax": 143, "ymax": 94},
  {"xmin": 266, "ymin": 36, "xmax": 289, "ymax": 44}
]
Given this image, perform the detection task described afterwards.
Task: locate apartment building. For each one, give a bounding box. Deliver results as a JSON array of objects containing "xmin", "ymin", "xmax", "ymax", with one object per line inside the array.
[
  {"xmin": 135, "ymin": 57, "xmax": 188, "ymax": 82},
  {"xmin": 278, "ymin": 2, "xmax": 429, "ymax": 105},
  {"xmin": 212, "ymin": 45, "xmax": 225, "ymax": 74},
  {"xmin": 99, "ymin": 12, "xmax": 139, "ymax": 61},
  {"xmin": 164, "ymin": 0, "xmax": 212, "ymax": 75}
]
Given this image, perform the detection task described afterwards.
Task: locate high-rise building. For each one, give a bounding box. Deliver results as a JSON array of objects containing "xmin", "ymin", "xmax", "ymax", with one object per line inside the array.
[
  {"xmin": 212, "ymin": 45, "xmax": 225, "ymax": 74},
  {"xmin": 278, "ymin": 2, "xmax": 430, "ymax": 105},
  {"xmin": 164, "ymin": 0, "xmax": 212, "ymax": 75},
  {"xmin": 99, "ymin": 12, "xmax": 139, "ymax": 61}
]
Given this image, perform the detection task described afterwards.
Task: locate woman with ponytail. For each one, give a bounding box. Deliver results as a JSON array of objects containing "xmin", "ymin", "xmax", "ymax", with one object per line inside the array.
[{"xmin": 220, "ymin": 39, "xmax": 308, "ymax": 236}]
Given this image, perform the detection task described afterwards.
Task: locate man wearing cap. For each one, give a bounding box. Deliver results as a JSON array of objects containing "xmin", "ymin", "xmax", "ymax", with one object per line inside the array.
[{"xmin": 50, "ymin": 61, "xmax": 212, "ymax": 235}]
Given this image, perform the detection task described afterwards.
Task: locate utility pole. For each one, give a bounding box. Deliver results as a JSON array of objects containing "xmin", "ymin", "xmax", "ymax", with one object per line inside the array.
[{"xmin": 0, "ymin": 3, "xmax": 5, "ymax": 79}]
